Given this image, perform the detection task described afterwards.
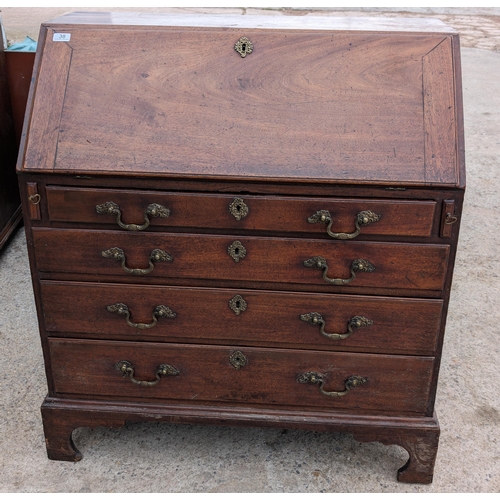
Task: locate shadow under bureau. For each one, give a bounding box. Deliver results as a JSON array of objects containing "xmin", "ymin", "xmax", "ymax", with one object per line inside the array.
[{"xmin": 17, "ymin": 12, "xmax": 465, "ymax": 483}]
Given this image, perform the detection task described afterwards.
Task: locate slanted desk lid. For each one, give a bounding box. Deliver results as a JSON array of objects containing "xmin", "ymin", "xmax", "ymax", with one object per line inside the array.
[{"xmin": 20, "ymin": 13, "xmax": 464, "ymax": 187}]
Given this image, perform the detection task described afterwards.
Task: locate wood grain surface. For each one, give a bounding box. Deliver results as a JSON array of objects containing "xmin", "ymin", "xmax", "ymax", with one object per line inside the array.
[
  {"xmin": 40, "ymin": 281, "xmax": 443, "ymax": 354},
  {"xmin": 40, "ymin": 395, "xmax": 440, "ymax": 484},
  {"xmin": 32, "ymin": 228, "xmax": 450, "ymax": 291},
  {"xmin": 21, "ymin": 25, "xmax": 460, "ymax": 187},
  {"xmin": 45, "ymin": 186, "xmax": 437, "ymax": 237},
  {"xmin": 48, "ymin": 338, "xmax": 434, "ymax": 414}
]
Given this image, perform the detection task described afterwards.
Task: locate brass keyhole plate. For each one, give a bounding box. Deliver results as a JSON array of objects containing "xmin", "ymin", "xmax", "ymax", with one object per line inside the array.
[
  {"xmin": 229, "ymin": 350, "xmax": 248, "ymax": 370},
  {"xmin": 228, "ymin": 241, "xmax": 247, "ymax": 263},
  {"xmin": 229, "ymin": 198, "xmax": 249, "ymax": 221},
  {"xmin": 234, "ymin": 37, "xmax": 253, "ymax": 58},
  {"xmin": 229, "ymin": 294, "xmax": 247, "ymax": 315}
]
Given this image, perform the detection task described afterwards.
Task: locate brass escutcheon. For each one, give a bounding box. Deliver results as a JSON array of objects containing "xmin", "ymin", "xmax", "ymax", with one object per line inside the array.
[
  {"xmin": 234, "ymin": 37, "xmax": 253, "ymax": 58},
  {"xmin": 228, "ymin": 240, "xmax": 247, "ymax": 263},
  {"xmin": 298, "ymin": 372, "xmax": 367, "ymax": 398},
  {"xmin": 229, "ymin": 350, "xmax": 248, "ymax": 370},
  {"xmin": 229, "ymin": 295, "xmax": 247, "ymax": 315},
  {"xmin": 229, "ymin": 198, "xmax": 249, "ymax": 221}
]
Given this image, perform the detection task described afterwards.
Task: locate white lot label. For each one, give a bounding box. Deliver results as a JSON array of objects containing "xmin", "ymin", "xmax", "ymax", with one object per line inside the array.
[{"xmin": 53, "ymin": 33, "xmax": 71, "ymax": 42}]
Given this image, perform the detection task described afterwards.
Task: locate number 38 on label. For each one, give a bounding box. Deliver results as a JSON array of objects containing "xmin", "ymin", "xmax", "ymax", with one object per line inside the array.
[{"xmin": 53, "ymin": 33, "xmax": 71, "ymax": 42}]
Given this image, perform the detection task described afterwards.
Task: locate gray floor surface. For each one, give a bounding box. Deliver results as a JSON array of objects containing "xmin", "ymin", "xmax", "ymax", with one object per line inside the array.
[{"xmin": 0, "ymin": 9, "xmax": 499, "ymax": 493}]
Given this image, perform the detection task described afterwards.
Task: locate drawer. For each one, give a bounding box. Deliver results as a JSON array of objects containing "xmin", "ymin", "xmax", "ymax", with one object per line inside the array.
[
  {"xmin": 46, "ymin": 186, "xmax": 437, "ymax": 238},
  {"xmin": 41, "ymin": 281, "xmax": 442, "ymax": 355},
  {"xmin": 33, "ymin": 228, "xmax": 449, "ymax": 291},
  {"xmin": 49, "ymin": 339, "xmax": 434, "ymax": 415}
]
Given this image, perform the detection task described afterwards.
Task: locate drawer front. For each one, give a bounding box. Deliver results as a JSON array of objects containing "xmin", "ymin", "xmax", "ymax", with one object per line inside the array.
[
  {"xmin": 41, "ymin": 282, "xmax": 443, "ymax": 354},
  {"xmin": 33, "ymin": 228, "xmax": 449, "ymax": 291},
  {"xmin": 49, "ymin": 339, "xmax": 434, "ymax": 415},
  {"xmin": 46, "ymin": 186, "xmax": 436, "ymax": 238}
]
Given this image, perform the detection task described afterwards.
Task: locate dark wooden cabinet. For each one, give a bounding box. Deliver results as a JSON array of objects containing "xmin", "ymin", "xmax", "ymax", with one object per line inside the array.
[
  {"xmin": 18, "ymin": 13, "xmax": 465, "ymax": 483},
  {"xmin": 0, "ymin": 25, "xmax": 22, "ymax": 250}
]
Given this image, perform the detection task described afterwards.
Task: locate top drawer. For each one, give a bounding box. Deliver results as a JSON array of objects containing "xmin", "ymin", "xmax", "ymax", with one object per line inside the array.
[{"xmin": 46, "ymin": 187, "xmax": 436, "ymax": 239}]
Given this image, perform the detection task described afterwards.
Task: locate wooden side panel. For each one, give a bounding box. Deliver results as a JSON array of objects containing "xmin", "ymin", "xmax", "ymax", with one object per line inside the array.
[
  {"xmin": 26, "ymin": 182, "xmax": 41, "ymax": 220},
  {"xmin": 4, "ymin": 51, "xmax": 36, "ymax": 147},
  {"xmin": 0, "ymin": 30, "xmax": 21, "ymax": 248},
  {"xmin": 22, "ymin": 29, "xmax": 72, "ymax": 171},
  {"xmin": 423, "ymin": 37, "xmax": 457, "ymax": 185},
  {"xmin": 49, "ymin": 339, "xmax": 435, "ymax": 415}
]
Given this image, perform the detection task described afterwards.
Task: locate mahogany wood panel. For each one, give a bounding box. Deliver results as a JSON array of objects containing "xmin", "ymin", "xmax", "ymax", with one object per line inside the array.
[
  {"xmin": 0, "ymin": 34, "xmax": 21, "ymax": 249},
  {"xmin": 22, "ymin": 34, "xmax": 72, "ymax": 171},
  {"xmin": 45, "ymin": 186, "xmax": 437, "ymax": 237},
  {"xmin": 25, "ymin": 171, "xmax": 466, "ymax": 202},
  {"xmin": 41, "ymin": 395, "xmax": 440, "ymax": 483},
  {"xmin": 32, "ymin": 228, "xmax": 450, "ymax": 291},
  {"xmin": 21, "ymin": 26, "xmax": 459, "ymax": 187},
  {"xmin": 440, "ymin": 200, "xmax": 456, "ymax": 238},
  {"xmin": 48, "ymin": 338, "xmax": 434, "ymax": 415},
  {"xmin": 423, "ymin": 37, "xmax": 457, "ymax": 185},
  {"xmin": 26, "ymin": 182, "xmax": 41, "ymax": 220},
  {"xmin": 4, "ymin": 51, "xmax": 36, "ymax": 147},
  {"xmin": 40, "ymin": 281, "xmax": 443, "ymax": 355}
]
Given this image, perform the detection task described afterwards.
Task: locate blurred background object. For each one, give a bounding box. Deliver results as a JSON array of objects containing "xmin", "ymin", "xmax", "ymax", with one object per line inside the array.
[{"xmin": 0, "ymin": 17, "xmax": 23, "ymax": 250}]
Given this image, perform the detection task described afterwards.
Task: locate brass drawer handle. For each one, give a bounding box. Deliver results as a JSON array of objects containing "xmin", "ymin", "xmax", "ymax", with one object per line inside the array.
[
  {"xmin": 107, "ymin": 303, "xmax": 176, "ymax": 329},
  {"xmin": 96, "ymin": 201, "xmax": 170, "ymax": 231},
  {"xmin": 298, "ymin": 372, "xmax": 367, "ymax": 398},
  {"xmin": 300, "ymin": 312, "xmax": 373, "ymax": 340},
  {"xmin": 308, "ymin": 210, "xmax": 381, "ymax": 239},
  {"xmin": 102, "ymin": 247, "xmax": 173, "ymax": 275},
  {"xmin": 303, "ymin": 256, "xmax": 375, "ymax": 285},
  {"xmin": 116, "ymin": 360, "xmax": 179, "ymax": 387}
]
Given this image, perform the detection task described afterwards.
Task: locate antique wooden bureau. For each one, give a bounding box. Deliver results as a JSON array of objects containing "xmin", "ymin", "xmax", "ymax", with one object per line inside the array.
[{"xmin": 17, "ymin": 13, "xmax": 465, "ymax": 483}]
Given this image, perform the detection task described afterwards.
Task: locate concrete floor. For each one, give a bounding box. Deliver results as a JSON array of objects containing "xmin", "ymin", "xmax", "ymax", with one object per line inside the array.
[{"xmin": 0, "ymin": 8, "xmax": 499, "ymax": 493}]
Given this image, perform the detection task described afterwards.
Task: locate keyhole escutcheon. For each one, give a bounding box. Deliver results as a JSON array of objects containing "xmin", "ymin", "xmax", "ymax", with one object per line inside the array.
[
  {"xmin": 228, "ymin": 241, "xmax": 247, "ymax": 263},
  {"xmin": 229, "ymin": 198, "xmax": 249, "ymax": 221},
  {"xmin": 229, "ymin": 295, "xmax": 247, "ymax": 315},
  {"xmin": 234, "ymin": 37, "xmax": 254, "ymax": 58}
]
